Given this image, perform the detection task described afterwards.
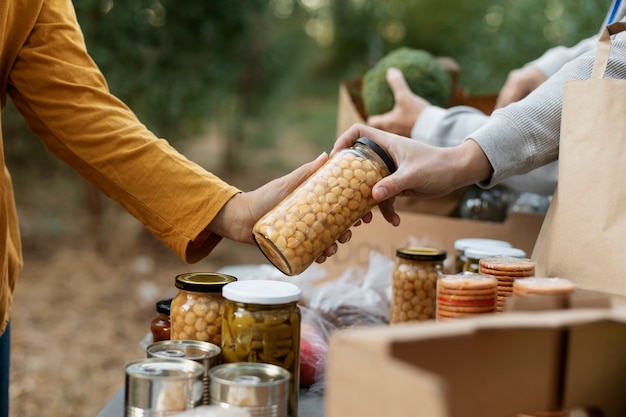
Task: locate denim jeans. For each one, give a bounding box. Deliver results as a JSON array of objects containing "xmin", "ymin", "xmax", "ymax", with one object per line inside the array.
[{"xmin": 0, "ymin": 322, "xmax": 9, "ymax": 417}]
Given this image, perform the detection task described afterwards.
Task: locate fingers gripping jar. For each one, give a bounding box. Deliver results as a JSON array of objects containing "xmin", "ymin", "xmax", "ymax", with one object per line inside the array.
[
  {"xmin": 170, "ymin": 272, "xmax": 237, "ymax": 346},
  {"xmin": 391, "ymin": 247, "xmax": 446, "ymax": 323},
  {"xmin": 253, "ymin": 137, "xmax": 396, "ymax": 276},
  {"xmin": 221, "ymin": 280, "xmax": 302, "ymax": 417}
]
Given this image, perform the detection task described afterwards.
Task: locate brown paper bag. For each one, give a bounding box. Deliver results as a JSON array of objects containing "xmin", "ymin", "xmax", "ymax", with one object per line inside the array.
[{"xmin": 532, "ymin": 22, "xmax": 626, "ymax": 296}]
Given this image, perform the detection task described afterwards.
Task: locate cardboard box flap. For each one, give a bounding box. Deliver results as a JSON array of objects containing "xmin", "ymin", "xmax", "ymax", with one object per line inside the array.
[
  {"xmin": 327, "ymin": 307, "xmax": 626, "ymax": 417},
  {"xmin": 564, "ymin": 319, "xmax": 626, "ymax": 415},
  {"xmin": 327, "ymin": 327, "xmax": 451, "ymax": 417}
]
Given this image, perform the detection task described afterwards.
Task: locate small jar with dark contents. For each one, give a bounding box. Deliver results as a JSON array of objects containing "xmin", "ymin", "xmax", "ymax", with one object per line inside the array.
[
  {"xmin": 390, "ymin": 247, "xmax": 446, "ymax": 323},
  {"xmin": 170, "ymin": 272, "xmax": 237, "ymax": 346},
  {"xmin": 221, "ymin": 280, "xmax": 301, "ymax": 417},
  {"xmin": 253, "ymin": 137, "xmax": 396, "ymax": 276},
  {"xmin": 150, "ymin": 298, "xmax": 172, "ymax": 343}
]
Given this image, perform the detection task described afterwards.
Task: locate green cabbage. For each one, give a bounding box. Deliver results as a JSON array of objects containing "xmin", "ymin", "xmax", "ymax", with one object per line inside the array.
[{"xmin": 362, "ymin": 47, "xmax": 452, "ymax": 116}]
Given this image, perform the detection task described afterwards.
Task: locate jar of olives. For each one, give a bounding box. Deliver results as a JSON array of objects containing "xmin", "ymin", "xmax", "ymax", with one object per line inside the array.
[
  {"xmin": 221, "ymin": 280, "xmax": 302, "ymax": 417},
  {"xmin": 150, "ymin": 298, "xmax": 172, "ymax": 343},
  {"xmin": 253, "ymin": 137, "xmax": 396, "ymax": 276},
  {"xmin": 170, "ymin": 272, "xmax": 237, "ymax": 346},
  {"xmin": 390, "ymin": 247, "xmax": 446, "ymax": 323}
]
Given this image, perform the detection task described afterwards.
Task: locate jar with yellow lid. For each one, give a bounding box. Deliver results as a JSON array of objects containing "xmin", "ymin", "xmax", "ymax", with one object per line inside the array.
[
  {"xmin": 170, "ymin": 272, "xmax": 237, "ymax": 346},
  {"xmin": 221, "ymin": 280, "xmax": 301, "ymax": 417},
  {"xmin": 253, "ymin": 137, "xmax": 396, "ymax": 276},
  {"xmin": 390, "ymin": 247, "xmax": 446, "ymax": 323}
]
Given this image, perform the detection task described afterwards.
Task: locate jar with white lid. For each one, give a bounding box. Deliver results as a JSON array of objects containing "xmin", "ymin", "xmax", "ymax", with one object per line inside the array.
[
  {"xmin": 463, "ymin": 246, "xmax": 526, "ymax": 273},
  {"xmin": 453, "ymin": 238, "xmax": 512, "ymax": 273},
  {"xmin": 253, "ymin": 137, "xmax": 396, "ymax": 276},
  {"xmin": 221, "ymin": 280, "xmax": 302, "ymax": 417}
]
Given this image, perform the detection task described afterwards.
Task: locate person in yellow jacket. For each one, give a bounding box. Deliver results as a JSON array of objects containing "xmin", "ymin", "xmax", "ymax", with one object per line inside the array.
[{"xmin": 0, "ymin": 0, "xmax": 352, "ymax": 414}]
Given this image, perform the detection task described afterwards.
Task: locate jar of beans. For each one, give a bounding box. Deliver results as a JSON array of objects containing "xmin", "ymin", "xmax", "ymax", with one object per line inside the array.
[
  {"xmin": 390, "ymin": 247, "xmax": 446, "ymax": 323},
  {"xmin": 150, "ymin": 298, "xmax": 172, "ymax": 343},
  {"xmin": 253, "ymin": 137, "xmax": 396, "ymax": 276},
  {"xmin": 170, "ymin": 272, "xmax": 237, "ymax": 346},
  {"xmin": 221, "ymin": 280, "xmax": 302, "ymax": 417}
]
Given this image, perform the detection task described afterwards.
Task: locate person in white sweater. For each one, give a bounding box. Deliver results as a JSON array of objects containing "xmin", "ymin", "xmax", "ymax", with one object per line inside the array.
[
  {"xmin": 332, "ymin": 14, "xmax": 626, "ymax": 227},
  {"xmin": 366, "ymin": 0, "xmax": 625, "ymax": 197}
]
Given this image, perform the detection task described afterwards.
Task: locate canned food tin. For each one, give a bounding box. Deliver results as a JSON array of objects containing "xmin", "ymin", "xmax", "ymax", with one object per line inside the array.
[
  {"xmin": 209, "ymin": 362, "xmax": 291, "ymax": 417},
  {"xmin": 253, "ymin": 137, "xmax": 396, "ymax": 276},
  {"xmin": 146, "ymin": 339, "xmax": 221, "ymax": 406},
  {"xmin": 124, "ymin": 358, "xmax": 204, "ymax": 417}
]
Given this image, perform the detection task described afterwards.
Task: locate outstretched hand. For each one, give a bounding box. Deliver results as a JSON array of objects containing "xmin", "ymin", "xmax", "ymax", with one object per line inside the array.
[
  {"xmin": 211, "ymin": 153, "xmax": 355, "ymax": 263},
  {"xmin": 367, "ymin": 67, "xmax": 430, "ymax": 137},
  {"xmin": 495, "ymin": 66, "xmax": 547, "ymax": 109},
  {"xmin": 332, "ymin": 124, "xmax": 494, "ymax": 224}
]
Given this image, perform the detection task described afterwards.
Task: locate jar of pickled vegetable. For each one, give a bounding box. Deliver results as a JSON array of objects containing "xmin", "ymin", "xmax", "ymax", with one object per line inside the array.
[
  {"xmin": 170, "ymin": 272, "xmax": 237, "ymax": 346},
  {"xmin": 150, "ymin": 298, "xmax": 172, "ymax": 342},
  {"xmin": 253, "ymin": 137, "xmax": 396, "ymax": 276},
  {"xmin": 221, "ymin": 280, "xmax": 302, "ymax": 417}
]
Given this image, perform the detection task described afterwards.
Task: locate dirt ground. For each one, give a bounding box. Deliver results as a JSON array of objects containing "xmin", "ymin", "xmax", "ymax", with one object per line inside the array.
[{"xmin": 7, "ymin": 133, "xmax": 318, "ymax": 417}]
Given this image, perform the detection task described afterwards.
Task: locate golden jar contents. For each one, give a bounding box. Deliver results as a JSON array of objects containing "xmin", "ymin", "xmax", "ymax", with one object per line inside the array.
[
  {"xmin": 170, "ymin": 272, "xmax": 237, "ymax": 346},
  {"xmin": 221, "ymin": 280, "xmax": 302, "ymax": 417},
  {"xmin": 391, "ymin": 247, "xmax": 446, "ymax": 323},
  {"xmin": 253, "ymin": 137, "xmax": 396, "ymax": 276}
]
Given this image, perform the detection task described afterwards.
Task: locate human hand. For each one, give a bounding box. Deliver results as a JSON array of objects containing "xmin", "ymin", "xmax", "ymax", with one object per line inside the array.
[
  {"xmin": 211, "ymin": 153, "xmax": 355, "ymax": 262},
  {"xmin": 366, "ymin": 67, "xmax": 430, "ymax": 137},
  {"xmin": 332, "ymin": 124, "xmax": 493, "ymax": 224},
  {"xmin": 494, "ymin": 66, "xmax": 547, "ymax": 109}
]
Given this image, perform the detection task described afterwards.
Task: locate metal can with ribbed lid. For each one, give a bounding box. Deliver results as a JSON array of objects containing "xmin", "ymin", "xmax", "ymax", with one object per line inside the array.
[
  {"xmin": 124, "ymin": 357, "xmax": 204, "ymax": 416},
  {"xmin": 221, "ymin": 280, "xmax": 302, "ymax": 417},
  {"xmin": 253, "ymin": 137, "xmax": 396, "ymax": 276},
  {"xmin": 170, "ymin": 272, "xmax": 237, "ymax": 346},
  {"xmin": 390, "ymin": 247, "xmax": 446, "ymax": 323},
  {"xmin": 146, "ymin": 339, "xmax": 221, "ymax": 406},
  {"xmin": 209, "ymin": 362, "xmax": 291, "ymax": 417}
]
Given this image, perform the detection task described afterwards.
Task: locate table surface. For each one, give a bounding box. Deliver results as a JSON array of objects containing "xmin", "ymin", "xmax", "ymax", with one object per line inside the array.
[{"xmin": 97, "ymin": 387, "xmax": 325, "ymax": 417}]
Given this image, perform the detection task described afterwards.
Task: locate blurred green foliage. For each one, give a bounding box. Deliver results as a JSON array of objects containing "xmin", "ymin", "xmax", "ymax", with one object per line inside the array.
[{"xmin": 3, "ymin": 0, "xmax": 611, "ymax": 176}]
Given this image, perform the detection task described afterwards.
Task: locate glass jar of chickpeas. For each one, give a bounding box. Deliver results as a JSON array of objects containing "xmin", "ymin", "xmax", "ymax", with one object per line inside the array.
[
  {"xmin": 221, "ymin": 280, "xmax": 301, "ymax": 417},
  {"xmin": 390, "ymin": 247, "xmax": 446, "ymax": 324},
  {"xmin": 170, "ymin": 272, "xmax": 237, "ymax": 346},
  {"xmin": 253, "ymin": 137, "xmax": 396, "ymax": 276}
]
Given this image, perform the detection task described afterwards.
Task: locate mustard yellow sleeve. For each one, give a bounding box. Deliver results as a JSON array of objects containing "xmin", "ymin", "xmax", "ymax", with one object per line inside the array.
[{"xmin": 7, "ymin": 0, "xmax": 240, "ymax": 263}]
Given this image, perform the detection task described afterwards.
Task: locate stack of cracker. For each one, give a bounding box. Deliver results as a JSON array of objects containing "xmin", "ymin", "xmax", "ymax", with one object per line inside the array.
[
  {"xmin": 478, "ymin": 256, "xmax": 535, "ymax": 312},
  {"xmin": 513, "ymin": 277, "xmax": 576, "ymax": 296},
  {"xmin": 436, "ymin": 273, "xmax": 497, "ymax": 321}
]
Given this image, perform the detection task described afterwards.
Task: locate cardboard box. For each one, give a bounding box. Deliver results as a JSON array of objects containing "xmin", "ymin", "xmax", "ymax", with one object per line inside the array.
[
  {"xmin": 322, "ymin": 208, "xmax": 545, "ymax": 277},
  {"xmin": 326, "ymin": 306, "xmax": 626, "ymax": 417}
]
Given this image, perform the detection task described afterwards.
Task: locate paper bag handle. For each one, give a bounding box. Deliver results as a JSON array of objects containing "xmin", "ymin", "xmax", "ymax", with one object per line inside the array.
[{"xmin": 592, "ymin": 21, "xmax": 626, "ymax": 79}]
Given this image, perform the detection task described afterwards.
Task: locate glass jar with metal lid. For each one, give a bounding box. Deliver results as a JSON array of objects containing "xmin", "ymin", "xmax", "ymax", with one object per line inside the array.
[
  {"xmin": 463, "ymin": 246, "xmax": 527, "ymax": 273},
  {"xmin": 390, "ymin": 247, "xmax": 446, "ymax": 324},
  {"xmin": 150, "ymin": 298, "xmax": 172, "ymax": 343},
  {"xmin": 221, "ymin": 280, "xmax": 302, "ymax": 417},
  {"xmin": 170, "ymin": 272, "xmax": 237, "ymax": 346},
  {"xmin": 253, "ymin": 137, "xmax": 396, "ymax": 276}
]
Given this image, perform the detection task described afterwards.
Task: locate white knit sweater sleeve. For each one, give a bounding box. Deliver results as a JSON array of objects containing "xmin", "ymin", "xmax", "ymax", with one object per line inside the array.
[{"xmin": 468, "ymin": 32, "xmax": 626, "ymax": 187}]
